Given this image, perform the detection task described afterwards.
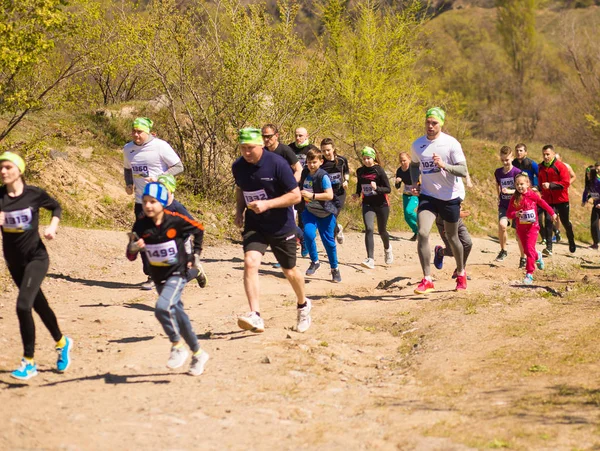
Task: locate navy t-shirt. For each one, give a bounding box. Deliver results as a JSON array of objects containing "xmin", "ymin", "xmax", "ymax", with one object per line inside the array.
[{"xmin": 232, "ymin": 150, "xmax": 299, "ymax": 236}]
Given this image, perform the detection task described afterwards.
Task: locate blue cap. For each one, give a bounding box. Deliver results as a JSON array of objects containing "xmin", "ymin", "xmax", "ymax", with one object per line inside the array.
[{"xmin": 143, "ymin": 182, "xmax": 168, "ymax": 207}]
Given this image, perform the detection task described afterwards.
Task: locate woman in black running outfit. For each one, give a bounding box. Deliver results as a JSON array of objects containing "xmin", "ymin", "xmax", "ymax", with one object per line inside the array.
[
  {"xmin": 320, "ymin": 138, "xmax": 350, "ymax": 244},
  {"xmin": 352, "ymin": 146, "xmax": 393, "ymax": 269},
  {"xmin": 0, "ymin": 152, "xmax": 72, "ymax": 381}
]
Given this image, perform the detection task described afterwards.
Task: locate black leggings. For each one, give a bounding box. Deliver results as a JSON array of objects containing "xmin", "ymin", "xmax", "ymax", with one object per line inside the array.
[
  {"xmin": 134, "ymin": 203, "xmax": 151, "ymax": 276},
  {"xmin": 334, "ymin": 192, "xmax": 347, "ymax": 235},
  {"xmin": 362, "ymin": 204, "xmax": 390, "ymax": 258},
  {"xmin": 9, "ymin": 259, "xmax": 62, "ymax": 358},
  {"xmin": 591, "ymin": 204, "xmax": 600, "ymax": 245},
  {"xmin": 544, "ymin": 202, "xmax": 574, "ymax": 249}
]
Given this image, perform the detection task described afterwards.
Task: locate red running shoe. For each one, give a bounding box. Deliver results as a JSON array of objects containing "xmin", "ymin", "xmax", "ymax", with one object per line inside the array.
[
  {"xmin": 455, "ymin": 272, "xmax": 467, "ymax": 291},
  {"xmin": 414, "ymin": 278, "xmax": 435, "ymax": 294}
]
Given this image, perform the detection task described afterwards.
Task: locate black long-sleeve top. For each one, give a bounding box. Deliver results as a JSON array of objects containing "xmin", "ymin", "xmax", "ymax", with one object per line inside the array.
[
  {"xmin": 0, "ymin": 185, "xmax": 62, "ymax": 266},
  {"xmin": 355, "ymin": 165, "xmax": 391, "ymax": 207},
  {"xmin": 127, "ymin": 210, "xmax": 204, "ymax": 284}
]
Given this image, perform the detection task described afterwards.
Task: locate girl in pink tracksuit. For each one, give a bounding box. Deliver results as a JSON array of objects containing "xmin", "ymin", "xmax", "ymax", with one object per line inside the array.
[{"xmin": 507, "ymin": 173, "xmax": 557, "ymax": 284}]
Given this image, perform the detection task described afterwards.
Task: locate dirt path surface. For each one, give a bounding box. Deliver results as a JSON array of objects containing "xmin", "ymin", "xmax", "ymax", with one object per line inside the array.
[{"xmin": 1, "ymin": 227, "xmax": 599, "ymax": 450}]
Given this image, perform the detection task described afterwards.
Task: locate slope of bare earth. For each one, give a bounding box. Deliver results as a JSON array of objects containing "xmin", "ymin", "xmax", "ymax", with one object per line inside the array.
[{"xmin": 1, "ymin": 224, "xmax": 599, "ymax": 450}]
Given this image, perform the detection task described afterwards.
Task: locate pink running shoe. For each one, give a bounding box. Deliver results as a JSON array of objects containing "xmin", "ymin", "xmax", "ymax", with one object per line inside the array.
[
  {"xmin": 455, "ymin": 272, "xmax": 467, "ymax": 291},
  {"xmin": 414, "ymin": 278, "xmax": 435, "ymax": 294}
]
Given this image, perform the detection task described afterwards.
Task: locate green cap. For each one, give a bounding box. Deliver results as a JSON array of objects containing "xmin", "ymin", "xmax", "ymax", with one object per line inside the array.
[
  {"xmin": 157, "ymin": 174, "xmax": 176, "ymax": 193},
  {"xmin": 0, "ymin": 152, "xmax": 25, "ymax": 173},
  {"xmin": 238, "ymin": 128, "xmax": 264, "ymax": 146},
  {"xmin": 361, "ymin": 146, "xmax": 376, "ymax": 159},
  {"xmin": 132, "ymin": 117, "xmax": 153, "ymax": 133},
  {"xmin": 426, "ymin": 107, "xmax": 445, "ymax": 125}
]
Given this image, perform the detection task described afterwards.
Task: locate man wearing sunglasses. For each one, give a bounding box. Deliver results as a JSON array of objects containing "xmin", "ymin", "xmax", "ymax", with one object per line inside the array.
[{"xmin": 261, "ymin": 124, "xmax": 302, "ymax": 182}]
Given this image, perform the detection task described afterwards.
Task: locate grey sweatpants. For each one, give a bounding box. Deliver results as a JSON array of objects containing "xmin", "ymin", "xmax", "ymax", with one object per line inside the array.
[
  {"xmin": 417, "ymin": 210, "xmax": 464, "ymax": 277},
  {"xmin": 435, "ymin": 215, "xmax": 473, "ymax": 266}
]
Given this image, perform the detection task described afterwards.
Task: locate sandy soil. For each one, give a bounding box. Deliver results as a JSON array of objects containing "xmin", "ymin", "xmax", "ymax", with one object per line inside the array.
[{"xmin": 1, "ymin": 226, "xmax": 599, "ymax": 450}]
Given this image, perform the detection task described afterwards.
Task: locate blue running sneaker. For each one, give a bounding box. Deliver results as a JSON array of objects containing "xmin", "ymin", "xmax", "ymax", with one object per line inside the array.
[
  {"xmin": 433, "ymin": 245, "xmax": 444, "ymax": 270},
  {"xmin": 536, "ymin": 251, "xmax": 545, "ymax": 270},
  {"xmin": 11, "ymin": 359, "xmax": 38, "ymax": 381},
  {"xmin": 523, "ymin": 273, "xmax": 534, "ymax": 285},
  {"xmin": 56, "ymin": 336, "xmax": 73, "ymax": 373}
]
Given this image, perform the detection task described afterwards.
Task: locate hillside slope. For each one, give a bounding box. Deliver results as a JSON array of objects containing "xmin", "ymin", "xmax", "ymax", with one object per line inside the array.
[{"xmin": 0, "ymin": 221, "xmax": 599, "ymax": 449}]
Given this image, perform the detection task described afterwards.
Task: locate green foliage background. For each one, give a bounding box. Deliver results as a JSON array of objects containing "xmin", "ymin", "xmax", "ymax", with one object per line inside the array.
[{"xmin": 1, "ymin": 0, "xmax": 599, "ymax": 238}]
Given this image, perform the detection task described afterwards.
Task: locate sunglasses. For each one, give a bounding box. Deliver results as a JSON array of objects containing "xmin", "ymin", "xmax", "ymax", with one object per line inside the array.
[{"xmin": 262, "ymin": 134, "xmax": 275, "ymax": 139}]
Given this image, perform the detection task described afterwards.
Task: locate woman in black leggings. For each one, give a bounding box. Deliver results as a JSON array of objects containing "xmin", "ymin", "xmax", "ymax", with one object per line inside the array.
[
  {"xmin": 352, "ymin": 147, "xmax": 392, "ymax": 269},
  {"xmin": 0, "ymin": 152, "xmax": 72, "ymax": 381}
]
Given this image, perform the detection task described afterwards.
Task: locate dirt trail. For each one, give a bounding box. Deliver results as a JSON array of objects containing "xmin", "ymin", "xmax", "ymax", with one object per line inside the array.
[{"xmin": 1, "ymin": 226, "xmax": 599, "ymax": 450}]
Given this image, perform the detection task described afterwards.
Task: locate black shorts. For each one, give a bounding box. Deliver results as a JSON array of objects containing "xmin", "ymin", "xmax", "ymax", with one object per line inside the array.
[
  {"xmin": 242, "ymin": 229, "xmax": 297, "ymax": 270},
  {"xmin": 498, "ymin": 206, "xmax": 516, "ymax": 228},
  {"xmin": 418, "ymin": 194, "xmax": 462, "ymax": 223}
]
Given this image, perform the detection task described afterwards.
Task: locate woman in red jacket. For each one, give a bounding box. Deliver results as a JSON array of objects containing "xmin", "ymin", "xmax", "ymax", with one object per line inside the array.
[{"xmin": 538, "ymin": 145, "xmax": 576, "ymax": 255}]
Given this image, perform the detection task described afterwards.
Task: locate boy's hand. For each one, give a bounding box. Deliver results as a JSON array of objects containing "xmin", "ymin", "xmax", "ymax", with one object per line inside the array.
[{"xmin": 127, "ymin": 232, "xmax": 144, "ymax": 253}]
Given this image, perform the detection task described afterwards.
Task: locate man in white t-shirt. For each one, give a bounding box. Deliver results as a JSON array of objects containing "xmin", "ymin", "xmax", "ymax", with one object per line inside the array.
[
  {"xmin": 123, "ymin": 117, "xmax": 184, "ymax": 290},
  {"xmin": 410, "ymin": 107, "xmax": 469, "ymax": 294}
]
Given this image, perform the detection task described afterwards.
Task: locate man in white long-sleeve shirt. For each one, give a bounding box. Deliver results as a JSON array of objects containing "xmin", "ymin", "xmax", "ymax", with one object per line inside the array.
[
  {"xmin": 123, "ymin": 117, "xmax": 184, "ymax": 290},
  {"xmin": 410, "ymin": 107, "xmax": 469, "ymax": 294}
]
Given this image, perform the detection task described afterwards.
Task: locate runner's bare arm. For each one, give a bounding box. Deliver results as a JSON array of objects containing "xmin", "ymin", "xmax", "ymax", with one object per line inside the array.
[
  {"xmin": 292, "ymin": 162, "xmax": 302, "ymax": 182},
  {"xmin": 235, "ymin": 187, "xmax": 246, "ymax": 228}
]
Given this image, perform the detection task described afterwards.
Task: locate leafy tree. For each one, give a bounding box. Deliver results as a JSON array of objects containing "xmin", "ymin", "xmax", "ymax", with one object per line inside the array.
[
  {"xmin": 319, "ymin": 0, "xmax": 426, "ymax": 163},
  {"xmin": 136, "ymin": 0, "xmax": 324, "ymax": 194},
  {"xmin": 72, "ymin": 1, "xmax": 158, "ymax": 106},
  {"xmin": 0, "ymin": 0, "xmax": 75, "ymax": 140},
  {"xmin": 496, "ymin": 0, "xmax": 539, "ymax": 138}
]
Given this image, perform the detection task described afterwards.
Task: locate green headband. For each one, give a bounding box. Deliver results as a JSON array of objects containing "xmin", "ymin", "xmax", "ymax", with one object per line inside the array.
[
  {"xmin": 132, "ymin": 117, "xmax": 153, "ymax": 133},
  {"xmin": 238, "ymin": 128, "xmax": 264, "ymax": 146},
  {"xmin": 361, "ymin": 146, "xmax": 376, "ymax": 159},
  {"xmin": 0, "ymin": 151, "xmax": 25, "ymax": 173},
  {"xmin": 157, "ymin": 174, "xmax": 176, "ymax": 194},
  {"xmin": 426, "ymin": 107, "xmax": 446, "ymax": 125}
]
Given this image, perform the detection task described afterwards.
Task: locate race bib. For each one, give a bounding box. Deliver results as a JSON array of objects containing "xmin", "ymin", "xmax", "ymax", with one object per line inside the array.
[
  {"xmin": 145, "ymin": 241, "xmax": 178, "ymax": 266},
  {"xmin": 329, "ymin": 172, "xmax": 342, "ymax": 185},
  {"xmin": 500, "ymin": 178, "xmax": 514, "ymax": 189},
  {"xmin": 3, "ymin": 208, "xmax": 33, "ymax": 233},
  {"xmin": 421, "ymin": 159, "xmax": 441, "ymax": 175},
  {"xmin": 132, "ymin": 164, "xmax": 150, "ymax": 178},
  {"xmin": 361, "ymin": 184, "xmax": 375, "ymax": 196},
  {"xmin": 403, "ymin": 184, "xmax": 414, "ymax": 196},
  {"xmin": 499, "ymin": 177, "xmax": 515, "ymax": 200},
  {"xmin": 520, "ymin": 209, "xmax": 537, "ymax": 224},
  {"xmin": 243, "ymin": 189, "xmax": 268, "ymax": 205}
]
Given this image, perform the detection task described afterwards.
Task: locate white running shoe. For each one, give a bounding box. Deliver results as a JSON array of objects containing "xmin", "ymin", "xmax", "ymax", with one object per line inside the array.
[
  {"xmin": 189, "ymin": 350, "xmax": 210, "ymax": 376},
  {"xmin": 141, "ymin": 276, "xmax": 154, "ymax": 291},
  {"xmin": 336, "ymin": 224, "xmax": 344, "ymax": 244},
  {"xmin": 296, "ymin": 298, "xmax": 312, "ymax": 333},
  {"xmin": 384, "ymin": 247, "xmax": 394, "ymax": 265},
  {"xmin": 237, "ymin": 312, "xmax": 265, "ymax": 333},
  {"xmin": 361, "ymin": 258, "xmax": 375, "ymax": 269},
  {"xmin": 167, "ymin": 346, "xmax": 189, "ymax": 369}
]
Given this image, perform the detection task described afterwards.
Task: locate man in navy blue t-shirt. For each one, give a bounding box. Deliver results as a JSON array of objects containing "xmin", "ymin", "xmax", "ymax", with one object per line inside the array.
[{"xmin": 232, "ymin": 128, "xmax": 312, "ymax": 334}]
